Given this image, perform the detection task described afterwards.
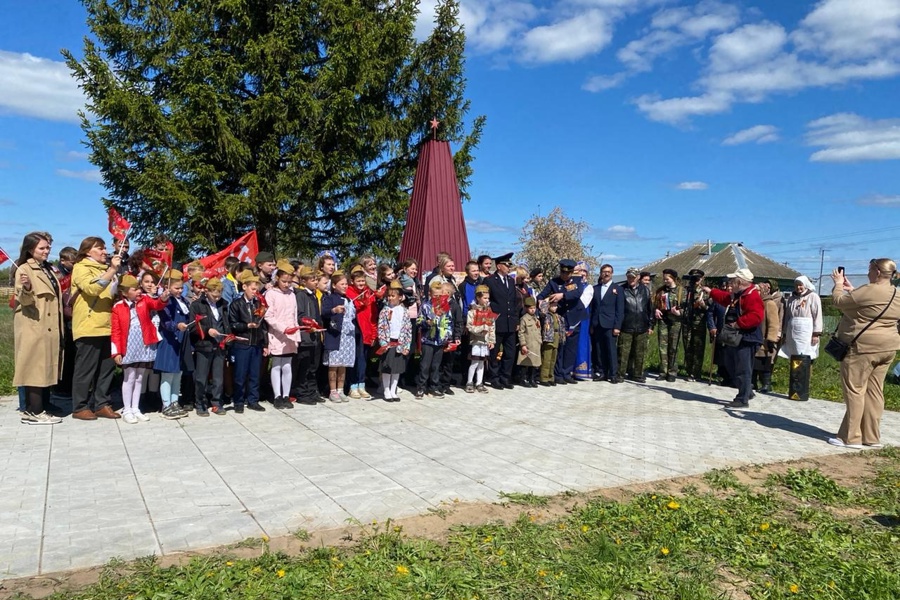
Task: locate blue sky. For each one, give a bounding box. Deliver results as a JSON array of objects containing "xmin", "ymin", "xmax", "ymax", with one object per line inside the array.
[{"xmin": 1, "ymin": 0, "xmax": 899, "ymax": 284}]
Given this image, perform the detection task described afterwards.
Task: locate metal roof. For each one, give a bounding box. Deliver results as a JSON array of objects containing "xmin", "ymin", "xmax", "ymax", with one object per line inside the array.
[
  {"xmin": 398, "ymin": 140, "xmax": 471, "ymax": 267},
  {"xmin": 641, "ymin": 242, "xmax": 802, "ymax": 283}
]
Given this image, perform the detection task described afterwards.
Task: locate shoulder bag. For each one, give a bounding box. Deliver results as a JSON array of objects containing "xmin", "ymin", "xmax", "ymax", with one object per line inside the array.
[{"xmin": 824, "ymin": 288, "xmax": 896, "ymax": 361}]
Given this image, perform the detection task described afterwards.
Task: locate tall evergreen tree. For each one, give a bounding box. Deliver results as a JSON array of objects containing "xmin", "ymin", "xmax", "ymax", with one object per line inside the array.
[{"xmin": 64, "ymin": 0, "xmax": 483, "ymax": 258}]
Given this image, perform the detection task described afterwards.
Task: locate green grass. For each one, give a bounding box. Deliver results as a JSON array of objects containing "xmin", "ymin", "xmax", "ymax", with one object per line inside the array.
[
  {"xmin": 0, "ymin": 306, "xmax": 14, "ymax": 396},
  {"xmin": 645, "ymin": 331, "xmax": 900, "ymax": 412},
  {"xmin": 25, "ymin": 449, "xmax": 900, "ymax": 600}
]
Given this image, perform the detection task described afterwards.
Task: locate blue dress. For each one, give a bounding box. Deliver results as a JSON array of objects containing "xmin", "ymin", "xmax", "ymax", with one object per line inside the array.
[
  {"xmin": 574, "ymin": 304, "xmax": 592, "ymax": 380},
  {"xmin": 324, "ymin": 298, "xmax": 357, "ymax": 367}
]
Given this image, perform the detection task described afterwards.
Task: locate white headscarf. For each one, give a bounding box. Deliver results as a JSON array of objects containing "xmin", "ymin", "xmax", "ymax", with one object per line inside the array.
[{"xmin": 794, "ymin": 275, "xmax": 815, "ymax": 293}]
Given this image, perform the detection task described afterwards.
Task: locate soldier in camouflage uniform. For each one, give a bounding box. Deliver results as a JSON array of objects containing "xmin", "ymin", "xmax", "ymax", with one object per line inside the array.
[
  {"xmin": 653, "ymin": 268, "xmax": 684, "ymax": 382},
  {"xmin": 681, "ymin": 269, "xmax": 710, "ymax": 381}
]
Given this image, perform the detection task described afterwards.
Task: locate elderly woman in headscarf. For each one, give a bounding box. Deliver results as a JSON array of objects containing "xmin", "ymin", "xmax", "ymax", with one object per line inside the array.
[
  {"xmin": 777, "ymin": 275, "xmax": 823, "ymax": 361},
  {"xmin": 572, "ymin": 261, "xmax": 595, "ymax": 380}
]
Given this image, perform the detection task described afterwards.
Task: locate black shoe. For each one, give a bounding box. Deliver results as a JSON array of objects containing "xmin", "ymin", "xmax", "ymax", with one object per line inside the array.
[
  {"xmin": 503, "ymin": 382, "xmax": 514, "ymax": 389},
  {"xmin": 415, "ymin": 389, "xmax": 425, "ymax": 399},
  {"xmin": 234, "ymin": 405, "xmax": 245, "ymax": 414},
  {"xmin": 538, "ymin": 381, "xmax": 553, "ymax": 387},
  {"xmin": 564, "ymin": 377, "xmax": 578, "ymax": 384},
  {"xmin": 272, "ymin": 397, "xmax": 283, "ymax": 409},
  {"xmin": 196, "ymin": 409, "xmax": 210, "ymax": 417},
  {"xmin": 592, "ymin": 375, "xmax": 604, "ymax": 382},
  {"xmin": 491, "ymin": 381, "xmax": 506, "ymax": 390},
  {"xmin": 666, "ymin": 374, "xmax": 676, "ymax": 382},
  {"xmin": 555, "ymin": 378, "xmax": 567, "ymax": 385},
  {"xmin": 610, "ymin": 377, "xmax": 622, "ymax": 384},
  {"xmin": 430, "ymin": 389, "xmax": 444, "ymax": 399},
  {"xmin": 726, "ymin": 400, "xmax": 749, "ymax": 408},
  {"xmin": 759, "ymin": 386, "xmax": 772, "ymax": 394},
  {"xmin": 635, "ymin": 377, "xmax": 647, "ymax": 383},
  {"xmin": 443, "ymin": 387, "xmax": 455, "ymax": 396},
  {"xmin": 247, "ymin": 403, "xmax": 266, "ymax": 412},
  {"xmin": 282, "ymin": 398, "xmax": 294, "ymax": 409},
  {"xmin": 749, "ymin": 391, "xmax": 757, "ymax": 400}
]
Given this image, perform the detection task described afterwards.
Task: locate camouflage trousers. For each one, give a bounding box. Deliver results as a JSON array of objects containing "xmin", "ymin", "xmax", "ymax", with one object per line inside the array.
[
  {"xmin": 657, "ymin": 317, "xmax": 682, "ymax": 377},
  {"xmin": 618, "ymin": 331, "xmax": 649, "ymax": 380},
  {"xmin": 682, "ymin": 318, "xmax": 707, "ymax": 380}
]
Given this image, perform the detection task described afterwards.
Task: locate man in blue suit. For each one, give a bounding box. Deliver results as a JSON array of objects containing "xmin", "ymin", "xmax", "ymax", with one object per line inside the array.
[{"xmin": 590, "ymin": 264, "xmax": 624, "ymax": 383}]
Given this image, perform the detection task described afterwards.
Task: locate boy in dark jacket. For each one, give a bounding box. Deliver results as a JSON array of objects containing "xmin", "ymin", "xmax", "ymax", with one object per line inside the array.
[
  {"xmin": 190, "ymin": 277, "xmax": 230, "ymax": 416},
  {"xmin": 293, "ymin": 266, "xmax": 324, "ymax": 405},
  {"xmin": 227, "ymin": 271, "xmax": 268, "ymax": 413}
]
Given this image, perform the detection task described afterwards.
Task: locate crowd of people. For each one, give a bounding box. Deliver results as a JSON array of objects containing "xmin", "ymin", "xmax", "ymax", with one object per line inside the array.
[{"xmin": 9, "ymin": 230, "xmax": 900, "ymax": 450}]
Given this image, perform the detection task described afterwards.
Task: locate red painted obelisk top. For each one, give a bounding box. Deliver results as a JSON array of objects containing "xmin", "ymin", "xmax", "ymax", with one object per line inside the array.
[{"xmin": 398, "ymin": 121, "xmax": 471, "ymax": 270}]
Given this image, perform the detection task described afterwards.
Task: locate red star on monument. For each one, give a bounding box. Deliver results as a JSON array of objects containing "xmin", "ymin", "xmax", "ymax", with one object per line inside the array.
[{"xmin": 429, "ymin": 117, "xmax": 440, "ymax": 135}]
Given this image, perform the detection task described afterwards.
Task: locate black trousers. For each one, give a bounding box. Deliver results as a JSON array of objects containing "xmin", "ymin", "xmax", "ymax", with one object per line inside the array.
[
  {"xmin": 72, "ymin": 336, "xmax": 116, "ymax": 413},
  {"xmin": 194, "ymin": 348, "xmax": 225, "ymax": 408},
  {"xmin": 294, "ymin": 343, "xmax": 321, "ymax": 402},
  {"xmin": 488, "ymin": 331, "xmax": 516, "ymax": 385},
  {"xmin": 592, "ymin": 327, "xmax": 618, "ymax": 379},
  {"xmin": 417, "ymin": 344, "xmax": 444, "ymax": 390},
  {"xmin": 725, "ymin": 342, "xmax": 758, "ymax": 402},
  {"xmin": 557, "ymin": 325, "xmax": 580, "ymax": 379}
]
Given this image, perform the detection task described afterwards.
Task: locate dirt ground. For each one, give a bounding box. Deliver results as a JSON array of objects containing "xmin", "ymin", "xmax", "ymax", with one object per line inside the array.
[{"xmin": 0, "ymin": 450, "xmax": 888, "ymax": 600}]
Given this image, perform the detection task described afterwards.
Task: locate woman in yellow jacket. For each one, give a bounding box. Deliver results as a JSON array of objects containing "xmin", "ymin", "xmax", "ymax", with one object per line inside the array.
[
  {"xmin": 70, "ymin": 236, "xmax": 123, "ymax": 420},
  {"xmin": 13, "ymin": 232, "xmax": 63, "ymax": 425}
]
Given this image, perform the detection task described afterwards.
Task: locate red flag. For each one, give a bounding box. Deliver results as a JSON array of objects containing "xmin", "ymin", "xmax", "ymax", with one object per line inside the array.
[
  {"xmin": 107, "ymin": 207, "xmax": 131, "ymax": 240},
  {"xmin": 189, "ymin": 231, "xmax": 259, "ymax": 280},
  {"xmin": 142, "ymin": 249, "xmax": 172, "ymax": 276},
  {"xmin": 0, "ymin": 246, "xmax": 10, "ymax": 266}
]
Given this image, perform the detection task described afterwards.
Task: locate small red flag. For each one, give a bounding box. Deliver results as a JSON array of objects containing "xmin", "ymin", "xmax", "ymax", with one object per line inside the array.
[
  {"xmin": 107, "ymin": 207, "xmax": 131, "ymax": 240},
  {"xmin": 0, "ymin": 246, "xmax": 10, "ymax": 266}
]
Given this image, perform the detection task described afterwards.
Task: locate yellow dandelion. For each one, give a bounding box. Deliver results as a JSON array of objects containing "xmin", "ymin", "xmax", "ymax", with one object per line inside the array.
[
  {"xmin": 497, "ymin": 549, "xmax": 505, "ymax": 556},
  {"xmin": 225, "ymin": 561, "xmax": 234, "ymax": 567},
  {"xmin": 651, "ymin": 495, "xmax": 657, "ymax": 499},
  {"xmin": 765, "ymin": 581, "xmax": 772, "ymax": 588},
  {"xmin": 581, "ymin": 525, "xmax": 590, "ymax": 533},
  {"xmin": 759, "ymin": 523, "xmax": 770, "ymax": 531},
  {"xmin": 261, "ymin": 535, "xmax": 270, "ymax": 543},
  {"xmin": 251, "ymin": 566, "xmax": 262, "ymax": 574},
  {"xmin": 276, "ymin": 569, "xmax": 286, "ymax": 578},
  {"xmin": 393, "ymin": 526, "xmax": 402, "ymax": 533},
  {"xmin": 660, "ymin": 547, "xmax": 670, "ymax": 556},
  {"xmin": 615, "ymin": 538, "xmax": 621, "ymax": 545},
  {"xmin": 483, "ymin": 536, "xmax": 493, "ymax": 543},
  {"xmin": 396, "ymin": 565, "xmax": 410, "ymax": 576},
  {"xmin": 667, "ymin": 500, "xmax": 680, "ymax": 510},
  {"xmin": 789, "ymin": 584, "xmax": 799, "ymax": 594},
  {"xmin": 771, "ymin": 543, "xmax": 778, "ymax": 549},
  {"xmin": 500, "ymin": 561, "xmax": 507, "ymax": 567},
  {"xmin": 206, "ymin": 571, "xmax": 214, "ymax": 578},
  {"xmin": 538, "ymin": 570, "xmax": 547, "ymax": 577},
  {"xmin": 557, "ymin": 523, "xmax": 567, "ymax": 530},
  {"xmin": 829, "ymin": 581, "xmax": 836, "ymax": 589}
]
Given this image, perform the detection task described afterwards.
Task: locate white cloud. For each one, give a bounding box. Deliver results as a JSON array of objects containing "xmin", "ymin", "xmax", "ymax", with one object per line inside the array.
[
  {"xmin": 56, "ymin": 168, "xmax": 102, "ymax": 183},
  {"xmin": 63, "ymin": 150, "xmax": 91, "ymax": 161},
  {"xmin": 634, "ymin": 92, "xmax": 732, "ymax": 125},
  {"xmin": 632, "ymin": 0, "xmax": 900, "ymax": 125},
  {"xmin": 793, "ymin": 0, "xmax": 900, "ymax": 60},
  {"xmin": 856, "ymin": 194, "xmax": 900, "ymax": 207},
  {"xmin": 586, "ymin": 1, "xmax": 739, "ymax": 91},
  {"xmin": 520, "ymin": 10, "xmax": 614, "ymax": 63},
  {"xmin": 465, "ymin": 219, "xmax": 518, "ymax": 234},
  {"xmin": 722, "ymin": 124, "xmax": 780, "ymax": 145},
  {"xmin": 0, "ymin": 51, "xmax": 84, "ymax": 123},
  {"xmin": 592, "ymin": 224, "xmax": 655, "ymax": 241},
  {"xmin": 806, "ymin": 113, "xmax": 900, "ymax": 162},
  {"xmin": 676, "ymin": 181, "xmax": 709, "ymax": 190}
]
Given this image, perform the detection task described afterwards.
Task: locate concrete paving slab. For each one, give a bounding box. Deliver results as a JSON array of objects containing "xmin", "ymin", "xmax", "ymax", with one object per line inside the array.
[{"xmin": 1, "ymin": 375, "xmax": 898, "ymax": 580}]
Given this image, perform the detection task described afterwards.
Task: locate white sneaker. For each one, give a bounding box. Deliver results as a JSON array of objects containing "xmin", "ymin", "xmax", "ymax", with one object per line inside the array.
[
  {"xmin": 134, "ymin": 411, "xmax": 150, "ymax": 422},
  {"xmin": 827, "ymin": 437, "xmax": 863, "ymax": 449},
  {"xmin": 123, "ymin": 412, "xmax": 138, "ymax": 424},
  {"xmin": 21, "ymin": 411, "xmax": 62, "ymax": 425},
  {"xmin": 863, "ymin": 443, "xmax": 884, "ymax": 449}
]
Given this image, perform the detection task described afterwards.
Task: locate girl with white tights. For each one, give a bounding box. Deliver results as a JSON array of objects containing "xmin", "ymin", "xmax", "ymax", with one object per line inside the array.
[{"xmin": 264, "ymin": 263, "xmax": 302, "ymax": 409}]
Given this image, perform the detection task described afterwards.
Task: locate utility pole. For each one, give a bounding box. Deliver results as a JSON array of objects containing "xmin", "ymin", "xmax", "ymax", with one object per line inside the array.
[{"xmin": 817, "ymin": 248, "xmax": 825, "ymax": 291}]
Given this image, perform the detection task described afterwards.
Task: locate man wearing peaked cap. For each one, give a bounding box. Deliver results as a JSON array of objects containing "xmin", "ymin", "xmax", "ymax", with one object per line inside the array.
[
  {"xmin": 537, "ymin": 258, "xmax": 590, "ymax": 384},
  {"xmin": 484, "ymin": 251, "xmax": 519, "ymax": 389},
  {"xmin": 682, "ymin": 269, "xmax": 710, "ymax": 382},
  {"xmin": 727, "ymin": 268, "xmax": 754, "ymax": 282}
]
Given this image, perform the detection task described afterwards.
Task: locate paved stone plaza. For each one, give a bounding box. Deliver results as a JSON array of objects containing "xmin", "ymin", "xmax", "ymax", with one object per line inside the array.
[{"xmin": 1, "ymin": 378, "xmax": 898, "ymax": 579}]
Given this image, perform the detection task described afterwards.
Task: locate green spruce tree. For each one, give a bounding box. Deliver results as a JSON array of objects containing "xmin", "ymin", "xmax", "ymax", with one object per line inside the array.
[{"xmin": 64, "ymin": 0, "xmax": 483, "ymax": 258}]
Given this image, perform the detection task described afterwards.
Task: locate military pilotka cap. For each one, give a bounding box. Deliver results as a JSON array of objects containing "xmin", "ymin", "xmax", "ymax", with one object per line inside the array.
[
  {"xmin": 524, "ymin": 296, "xmax": 536, "ymax": 307},
  {"xmin": 205, "ymin": 277, "xmax": 223, "ymax": 291},
  {"xmin": 119, "ymin": 274, "xmax": 139, "ymax": 289},
  {"xmin": 238, "ymin": 270, "xmax": 260, "ymax": 284},
  {"xmin": 492, "ymin": 252, "xmax": 514, "ymax": 265},
  {"xmin": 559, "ymin": 259, "xmax": 576, "ymax": 272},
  {"xmin": 297, "ymin": 265, "xmax": 315, "ymax": 278}
]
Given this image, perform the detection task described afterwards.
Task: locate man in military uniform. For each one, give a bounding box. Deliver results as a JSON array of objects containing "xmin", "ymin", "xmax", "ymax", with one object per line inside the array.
[
  {"xmin": 654, "ymin": 268, "xmax": 684, "ymax": 382},
  {"xmin": 537, "ymin": 259, "xmax": 587, "ymax": 384},
  {"xmin": 484, "ymin": 252, "xmax": 519, "ymax": 389},
  {"xmin": 681, "ymin": 269, "xmax": 710, "ymax": 381}
]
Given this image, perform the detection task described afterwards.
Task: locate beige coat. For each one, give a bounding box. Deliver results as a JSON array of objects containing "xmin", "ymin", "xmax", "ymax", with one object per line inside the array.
[
  {"xmin": 13, "ymin": 259, "xmax": 63, "ymax": 387},
  {"xmin": 517, "ymin": 313, "xmax": 542, "ymax": 367},
  {"xmin": 756, "ymin": 291, "xmax": 784, "ymax": 361},
  {"xmin": 832, "ymin": 283, "xmax": 900, "ymax": 354},
  {"xmin": 71, "ymin": 258, "xmax": 117, "ymax": 340}
]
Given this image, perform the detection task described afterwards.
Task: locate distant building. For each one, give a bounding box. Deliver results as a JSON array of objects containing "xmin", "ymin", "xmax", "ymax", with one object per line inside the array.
[{"xmin": 641, "ymin": 242, "xmax": 801, "ymax": 290}]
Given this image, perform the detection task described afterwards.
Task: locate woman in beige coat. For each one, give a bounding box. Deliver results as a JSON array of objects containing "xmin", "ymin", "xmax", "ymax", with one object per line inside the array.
[
  {"xmin": 828, "ymin": 258, "xmax": 900, "ymax": 449},
  {"xmin": 13, "ymin": 232, "xmax": 63, "ymax": 425}
]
